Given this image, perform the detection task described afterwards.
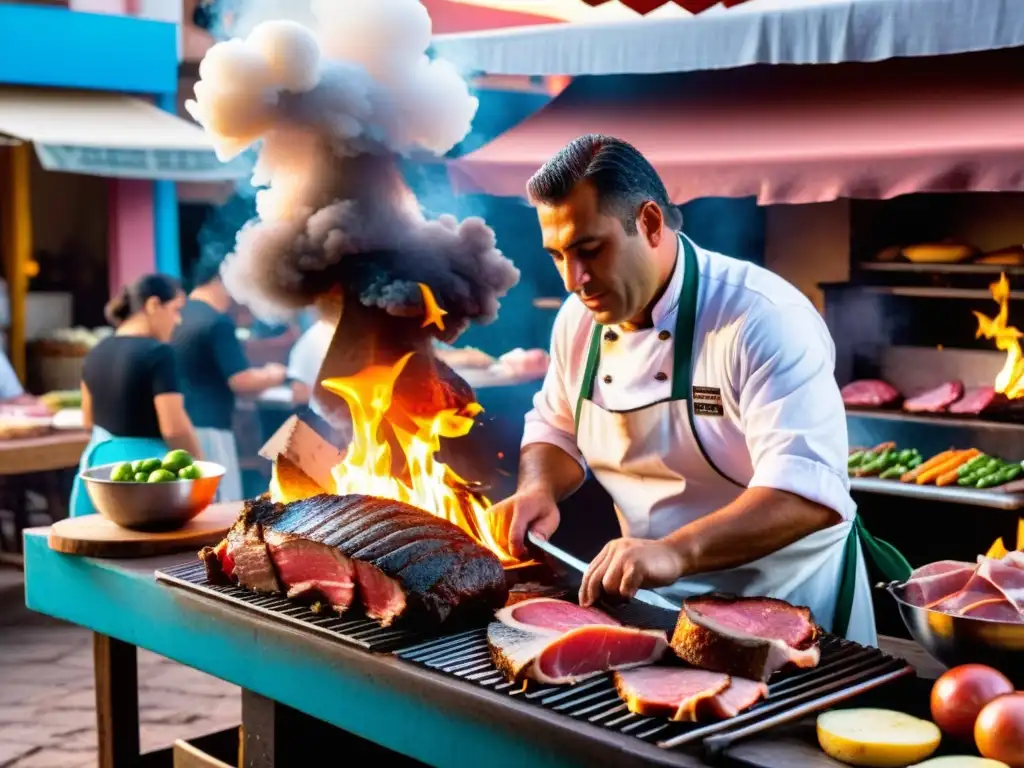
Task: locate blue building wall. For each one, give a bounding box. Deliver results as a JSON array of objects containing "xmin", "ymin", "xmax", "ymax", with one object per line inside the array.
[{"xmin": 0, "ymin": 3, "xmax": 181, "ymax": 276}]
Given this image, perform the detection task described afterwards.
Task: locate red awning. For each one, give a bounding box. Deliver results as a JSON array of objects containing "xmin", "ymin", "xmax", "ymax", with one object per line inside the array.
[
  {"xmin": 423, "ymin": 0, "xmax": 563, "ymax": 32},
  {"xmin": 447, "ymin": 50, "xmax": 1024, "ymax": 205}
]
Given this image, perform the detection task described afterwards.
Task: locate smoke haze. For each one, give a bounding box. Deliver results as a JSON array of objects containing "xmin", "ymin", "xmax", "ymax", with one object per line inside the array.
[{"xmin": 185, "ymin": 0, "xmax": 520, "ymax": 339}]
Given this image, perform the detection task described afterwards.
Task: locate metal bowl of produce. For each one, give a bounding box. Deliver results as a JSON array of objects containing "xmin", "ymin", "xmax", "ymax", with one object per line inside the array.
[
  {"xmin": 80, "ymin": 458, "xmax": 224, "ymax": 531},
  {"xmin": 886, "ymin": 581, "xmax": 1024, "ymax": 686}
]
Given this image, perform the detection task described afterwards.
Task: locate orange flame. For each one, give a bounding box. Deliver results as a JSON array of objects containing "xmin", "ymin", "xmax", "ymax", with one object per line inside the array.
[
  {"xmin": 974, "ymin": 273, "xmax": 1024, "ymax": 399},
  {"xmin": 983, "ymin": 518, "xmax": 1024, "ymax": 559},
  {"xmin": 316, "ymin": 352, "xmax": 519, "ymax": 566}
]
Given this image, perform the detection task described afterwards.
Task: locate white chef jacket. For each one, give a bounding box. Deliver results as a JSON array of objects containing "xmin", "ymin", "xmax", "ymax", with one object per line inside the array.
[{"xmin": 522, "ymin": 237, "xmax": 856, "ymax": 522}]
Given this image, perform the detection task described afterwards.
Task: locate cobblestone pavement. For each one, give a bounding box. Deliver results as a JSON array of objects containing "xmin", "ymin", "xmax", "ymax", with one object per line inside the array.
[{"xmin": 0, "ymin": 570, "xmax": 241, "ymax": 768}]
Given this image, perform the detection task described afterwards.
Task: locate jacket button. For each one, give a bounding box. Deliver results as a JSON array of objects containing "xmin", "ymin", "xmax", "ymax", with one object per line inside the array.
[
  {"xmin": 603, "ymin": 374, "xmax": 613, "ymax": 384},
  {"xmin": 658, "ymin": 330, "xmax": 671, "ymax": 341},
  {"xmin": 655, "ymin": 372, "xmax": 668, "ymax": 382},
  {"xmin": 604, "ymin": 330, "xmax": 618, "ymax": 342}
]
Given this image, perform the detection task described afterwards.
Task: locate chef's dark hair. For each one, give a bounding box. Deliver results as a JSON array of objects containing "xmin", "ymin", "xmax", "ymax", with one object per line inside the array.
[
  {"xmin": 526, "ymin": 134, "xmax": 682, "ymax": 234},
  {"xmin": 104, "ymin": 274, "xmax": 182, "ymax": 327}
]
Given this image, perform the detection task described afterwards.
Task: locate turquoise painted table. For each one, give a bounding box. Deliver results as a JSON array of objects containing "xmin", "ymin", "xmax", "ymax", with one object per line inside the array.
[{"xmin": 22, "ymin": 527, "xmax": 936, "ymax": 768}]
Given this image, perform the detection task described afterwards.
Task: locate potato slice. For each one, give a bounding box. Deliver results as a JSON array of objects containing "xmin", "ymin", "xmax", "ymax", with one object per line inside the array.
[
  {"xmin": 911, "ymin": 758, "xmax": 1009, "ymax": 768},
  {"xmin": 817, "ymin": 708, "xmax": 941, "ymax": 767}
]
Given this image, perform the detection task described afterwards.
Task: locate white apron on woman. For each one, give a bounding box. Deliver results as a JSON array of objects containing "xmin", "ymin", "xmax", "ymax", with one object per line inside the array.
[
  {"xmin": 549, "ymin": 235, "xmax": 910, "ymax": 647},
  {"xmin": 196, "ymin": 427, "xmax": 243, "ymax": 503}
]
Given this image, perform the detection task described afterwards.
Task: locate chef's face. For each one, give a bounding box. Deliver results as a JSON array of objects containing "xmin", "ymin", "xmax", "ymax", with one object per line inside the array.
[{"xmin": 537, "ymin": 181, "xmax": 664, "ymax": 327}]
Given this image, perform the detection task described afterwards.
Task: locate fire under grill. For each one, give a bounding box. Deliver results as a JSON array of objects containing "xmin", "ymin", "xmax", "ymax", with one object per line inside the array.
[{"xmin": 157, "ymin": 560, "xmax": 915, "ymax": 762}]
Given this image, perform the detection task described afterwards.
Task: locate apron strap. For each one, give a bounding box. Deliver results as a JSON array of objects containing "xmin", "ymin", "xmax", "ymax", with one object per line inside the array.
[
  {"xmin": 832, "ymin": 515, "xmax": 912, "ymax": 638},
  {"xmin": 573, "ymin": 234, "xmax": 700, "ymax": 432}
]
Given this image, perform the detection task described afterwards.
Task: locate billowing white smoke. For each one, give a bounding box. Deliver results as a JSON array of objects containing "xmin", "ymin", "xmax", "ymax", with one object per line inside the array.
[{"xmin": 185, "ymin": 0, "xmax": 519, "ymax": 338}]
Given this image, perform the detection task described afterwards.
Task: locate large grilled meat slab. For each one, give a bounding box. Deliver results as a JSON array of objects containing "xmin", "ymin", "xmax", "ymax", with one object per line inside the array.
[
  {"xmin": 486, "ymin": 598, "xmax": 669, "ymax": 685},
  {"xmin": 671, "ymin": 595, "xmax": 820, "ymax": 682},
  {"xmin": 199, "ymin": 494, "xmax": 508, "ymax": 626}
]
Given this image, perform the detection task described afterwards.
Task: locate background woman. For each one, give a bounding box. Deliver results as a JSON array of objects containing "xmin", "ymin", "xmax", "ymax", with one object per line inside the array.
[{"xmin": 70, "ymin": 274, "xmax": 202, "ymax": 517}]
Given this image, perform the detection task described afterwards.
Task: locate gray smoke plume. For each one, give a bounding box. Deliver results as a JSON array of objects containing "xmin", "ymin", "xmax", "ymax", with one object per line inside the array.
[{"xmin": 185, "ymin": 0, "xmax": 520, "ymax": 340}]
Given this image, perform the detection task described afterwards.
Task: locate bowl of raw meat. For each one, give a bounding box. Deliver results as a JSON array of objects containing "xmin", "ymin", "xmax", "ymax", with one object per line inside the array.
[{"xmin": 886, "ymin": 556, "xmax": 1024, "ymax": 685}]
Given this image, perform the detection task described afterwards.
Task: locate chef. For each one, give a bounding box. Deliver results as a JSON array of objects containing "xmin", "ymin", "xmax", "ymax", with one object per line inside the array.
[{"xmin": 491, "ymin": 134, "xmax": 909, "ymax": 647}]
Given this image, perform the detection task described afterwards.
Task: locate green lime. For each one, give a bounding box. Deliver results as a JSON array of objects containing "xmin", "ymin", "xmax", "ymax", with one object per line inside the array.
[
  {"xmin": 177, "ymin": 465, "xmax": 201, "ymax": 480},
  {"xmin": 110, "ymin": 463, "xmax": 134, "ymax": 482},
  {"xmin": 131, "ymin": 460, "xmax": 145, "ymax": 473},
  {"xmin": 137, "ymin": 458, "xmax": 162, "ymax": 474},
  {"xmin": 162, "ymin": 449, "xmax": 194, "ymax": 473},
  {"xmin": 147, "ymin": 469, "xmax": 176, "ymax": 483},
  {"xmin": 133, "ymin": 472, "xmax": 149, "ymax": 482}
]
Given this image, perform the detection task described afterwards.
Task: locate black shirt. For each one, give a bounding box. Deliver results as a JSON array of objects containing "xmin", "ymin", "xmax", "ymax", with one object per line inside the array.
[
  {"xmin": 170, "ymin": 299, "xmax": 249, "ymax": 430},
  {"xmin": 82, "ymin": 336, "xmax": 181, "ymax": 439}
]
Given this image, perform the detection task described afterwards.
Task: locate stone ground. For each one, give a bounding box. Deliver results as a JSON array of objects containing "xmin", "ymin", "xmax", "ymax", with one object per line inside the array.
[{"xmin": 0, "ymin": 566, "xmax": 241, "ymax": 768}]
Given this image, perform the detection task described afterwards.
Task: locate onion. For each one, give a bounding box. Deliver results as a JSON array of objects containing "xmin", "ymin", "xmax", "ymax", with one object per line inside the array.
[
  {"xmin": 931, "ymin": 665, "xmax": 1014, "ymax": 739},
  {"xmin": 976, "ymin": 693, "xmax": 1024, "ymax": 767}
]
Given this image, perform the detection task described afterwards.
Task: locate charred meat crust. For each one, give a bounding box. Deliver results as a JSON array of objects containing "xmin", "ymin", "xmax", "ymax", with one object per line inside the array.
[
  {"xmin": 487, "ymin": 622, "xmax": 541, "ymax": 683},
  {"xmin": 199, "ymin": 545, "xmax": 229, "ymax": 585}
]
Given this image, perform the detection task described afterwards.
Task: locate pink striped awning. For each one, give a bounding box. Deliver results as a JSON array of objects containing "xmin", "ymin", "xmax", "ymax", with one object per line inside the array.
[{"xmin": 448, "ymin": 50, "xmax": 1024, "ymax": 205}]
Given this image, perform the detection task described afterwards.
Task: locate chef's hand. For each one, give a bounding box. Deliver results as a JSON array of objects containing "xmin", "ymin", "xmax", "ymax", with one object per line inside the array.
[
  {"xmin": 489, "ymin": 488, "xmax": 560, "ymax": 560},
  {"xmin": 579, "ymin": 538, "xmax": 685, "ymax": 607}
]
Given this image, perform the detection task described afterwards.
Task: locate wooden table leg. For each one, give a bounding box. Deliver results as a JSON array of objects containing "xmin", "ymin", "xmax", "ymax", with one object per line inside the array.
[{"xmin": 94, "ymin": 632, "xmax": 140, "ymax": 768}]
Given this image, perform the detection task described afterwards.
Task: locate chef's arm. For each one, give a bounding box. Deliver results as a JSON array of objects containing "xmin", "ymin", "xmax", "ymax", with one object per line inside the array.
[
  {"xmin": 663, "ymin": 487, "xmax": 841, "ymax": 576},
  {"xmin": 517, "ymin": 442, "xmax": 586, "ymax": 502}
]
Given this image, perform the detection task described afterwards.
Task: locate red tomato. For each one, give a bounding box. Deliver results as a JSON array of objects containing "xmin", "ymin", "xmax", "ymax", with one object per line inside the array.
[
  {"xmin": 976, "ymin": 692, "xmax": 1024, "ymax": 767},
  {"xmin": 930, "ymin": 664, "xmax": 1014, "ymax": 739}
]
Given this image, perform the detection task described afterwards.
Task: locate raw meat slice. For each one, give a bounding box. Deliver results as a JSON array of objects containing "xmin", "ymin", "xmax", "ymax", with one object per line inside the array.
[
  {"xmin": 902, "ymin": 561, "xmax": 976, "ymax": 607},
  {"xmin": 614, "ymin": 667, "xmax": 730, "ymax": 719},
  {"xmin": 200, "ymin": 494, "xmax": 508, "ymax": 626},
  {"xmin": 903, "ymin": 381, "xmax": 965, "ymax": 413},
  {"xmin": 948, "ymin": 386, "xmax": 998, "ymax": 415},
  {"xmin": 494, "ymin": 597, "xmax": 621, "ymax": 633},
  {"xmin": 488, "ymin": 622, "xmax": 669, "ymax": 685},
  {"xmin": 927, "ymin": 572, "xmax": 1003, "ymax": 614},
  {"xmin": 960, "ymin": 598, "xmax": 1023, "ymax": 623},
  {"xmin": 671, "ymin": 595, "xmax": 820, "ymax": 682},
  {"xmin": 841, "ymin": 380, "xmax": 901, "ymax": 408},
  {"xmin": 703, "ymin": 677, "xmax": 770, "ymax": 720},
  {"xmin": 975, "ymin": 557, "xmax": 1024, "ymax": 614}
]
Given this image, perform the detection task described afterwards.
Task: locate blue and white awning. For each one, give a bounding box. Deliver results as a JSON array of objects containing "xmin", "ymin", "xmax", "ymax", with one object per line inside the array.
[
  {"xmin": 431, "ymin": 0, "xmax": 1024, "ymax": 76},
  {"xmin": 0, "ymin": 86, "xmax": 249, "ymax": 182}
]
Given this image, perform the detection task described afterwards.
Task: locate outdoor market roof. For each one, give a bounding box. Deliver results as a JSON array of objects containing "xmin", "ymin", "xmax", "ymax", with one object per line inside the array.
[
  {"xmin": 447, "ymin": 49, "xmax": 1024, "ymax": 205},
  {"xmin": 0, "ymin": 86, "xmax": 248, "ymax": 182},
  {"xmin": 431, "ymin": 0, "xmax": 1024, "ymax": 76}
]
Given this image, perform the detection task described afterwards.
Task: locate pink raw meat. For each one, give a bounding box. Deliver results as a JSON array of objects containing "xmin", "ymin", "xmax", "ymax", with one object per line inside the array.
[
  {"xmin": 841, "ymin": 380, "xmax": 901, "ymax": 408},
  {"xmin": 977, "ymin": 557, "xmax": 1024, "ymax": 613},
  {"xmin": 928, "ymin": 571, "xmax": 1003, "ymax": 613},
  {"xmin": 948, "ymin": 386, "xmax": 998, "ymax": 415},
  {"xmin": 903, "ymin": 561, "xmax": 976, "ymax": 607},
  {"xmin": 494, "ymin": 598, "xmax": 620, "ymax": 633},
  {"xmin": 961, "ymin": 598, "xmax": 1024, "ymax": 623},
  {"xmin": 903, "ymin": 381, "xmax": 965, "ymax": 413}
]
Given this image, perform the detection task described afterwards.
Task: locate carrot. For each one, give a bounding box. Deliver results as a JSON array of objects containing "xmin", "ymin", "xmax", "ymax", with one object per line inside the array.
[
  {"xmin": 901, "ymin": 450, "xmax": 955, "ymax": 482},
  {"xmin": 917, "ymin": 448, "xmax": 980, "ymax": 485}
]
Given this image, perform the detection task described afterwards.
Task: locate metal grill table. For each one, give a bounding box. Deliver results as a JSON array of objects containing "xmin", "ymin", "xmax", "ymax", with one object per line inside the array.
[{"xmin": 156, "ymin": 559, "xmax": 915, "ymax": 763}]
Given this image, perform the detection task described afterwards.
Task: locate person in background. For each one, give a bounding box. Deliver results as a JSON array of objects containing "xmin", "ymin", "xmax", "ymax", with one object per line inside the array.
[
  {"xmin": 0, "ymin": 348, "xmax": 27, "ymax": 402},
  {"xmin": 172, "ymin": 265, "xmax": 287, "ymax": 503},
  {"xmin": 70, "ymin": 274, "xmax": 201, "ymax": 517}
]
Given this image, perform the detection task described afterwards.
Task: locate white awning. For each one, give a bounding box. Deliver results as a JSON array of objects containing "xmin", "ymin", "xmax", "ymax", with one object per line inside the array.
[
  {"xmin": 0, "ymin": 86, "xmax": 250, "ymax": 182},
  {"xmin": 431, "ymin": 0, "xmax": 1024, "ymax": 76}
]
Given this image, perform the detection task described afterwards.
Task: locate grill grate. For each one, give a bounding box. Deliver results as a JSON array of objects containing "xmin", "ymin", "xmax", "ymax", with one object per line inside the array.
[
  {"xmin": 395, "ymin": 628, "xmax": 913, "ymax": 756},
  {"xmin": 157, "ymin": 559, "xmax": 915, "ymax": 759},
  {"xmin": 157, "ymin": 560, "xmax": 431, "ymax": 653}
]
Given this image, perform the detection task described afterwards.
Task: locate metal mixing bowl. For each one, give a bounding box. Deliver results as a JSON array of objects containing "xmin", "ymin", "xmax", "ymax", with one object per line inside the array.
[
  {"xmin": 886, "ymin": 581, "xmax": 1024, "ymax": 685},
  {"xmin": 80, "ymin": 460, "xmax": 225, "ymax": 531}
]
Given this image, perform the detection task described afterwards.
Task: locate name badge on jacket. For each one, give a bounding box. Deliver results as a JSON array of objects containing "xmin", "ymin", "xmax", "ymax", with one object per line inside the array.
[{"xmin": 692, "ymin": 386, "xmax": 725, "ymax": 417}]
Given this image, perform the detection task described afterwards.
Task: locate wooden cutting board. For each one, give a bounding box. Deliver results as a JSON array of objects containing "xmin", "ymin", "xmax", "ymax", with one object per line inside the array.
[{"xmin": 48, "ymin": 502, "xmax": 242, "ymax": 558}]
